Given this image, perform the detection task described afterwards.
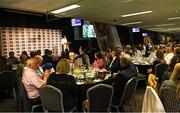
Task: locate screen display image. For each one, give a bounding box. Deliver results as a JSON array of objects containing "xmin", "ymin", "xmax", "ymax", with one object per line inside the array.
[
  {"xmin": 83, "ymin": 24, "xmax": 96, "ymax": 38},
  {"xmin": 142, "ymin": 33, "xmax": 148, "ymax": 36},
  {"xmin": 71, "ymin": 18, "xmax": 81, "ymax": 26},
  {"xmin": 132, "ymin": 28, "xmax": 140, "ymax": 32}
]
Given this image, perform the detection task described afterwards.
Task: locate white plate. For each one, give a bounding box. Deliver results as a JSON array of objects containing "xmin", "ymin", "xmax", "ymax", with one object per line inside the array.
[
  {"xmin": 76, "ymin": 81, "xmax": 84, "ymax": 85},
  {"xmin": 94, "ymin": 79, "xmax": 102, "ymax": 83}
]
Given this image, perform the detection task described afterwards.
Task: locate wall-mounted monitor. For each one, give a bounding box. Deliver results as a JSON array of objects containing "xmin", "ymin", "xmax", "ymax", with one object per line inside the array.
[
  {"xmin": 71, "ymin": 18, "xmax": 81, "ymax": 26},
  {"xmin": 132, "ymin": 27, "xmax": 140, "ymax": 32},
  {"xmin": 142, "ymin": 33, "xmax": 148, "ymax": 36},
  {"xmin": 82, "ymin": 20, "xmax": 96, "ymax": 38}
]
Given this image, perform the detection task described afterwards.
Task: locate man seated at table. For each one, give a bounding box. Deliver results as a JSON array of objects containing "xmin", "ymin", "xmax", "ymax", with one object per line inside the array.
[
  {"xmin": 111, "ymin": 54, "xmax": 137, "ymax": 110},
  {"xmin": 22, "ymin": 56, "xmax": 51, "ymax": 105}
]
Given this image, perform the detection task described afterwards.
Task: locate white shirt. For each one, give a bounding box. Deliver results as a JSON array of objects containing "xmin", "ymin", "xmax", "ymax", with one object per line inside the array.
[
  {"xmin": 164, "ymin": 52, "xmax": 174, "ymax": 65},
  {"xmin": 148, "ymin": 50, "xmax": 157, "ymax": 64},
  {"xmin": 109, "ymin": 56, "xmax": 116, "ymax": 68}
]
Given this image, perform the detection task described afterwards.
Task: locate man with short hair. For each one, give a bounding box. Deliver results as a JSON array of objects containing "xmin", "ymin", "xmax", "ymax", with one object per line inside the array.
[
  {"xmin": 22, "ymin": 56, "xmax": 50, "ymax": 104},
  {"xmin": 111, "ymin": 54, "xmax": 137, "ymax": 109}
]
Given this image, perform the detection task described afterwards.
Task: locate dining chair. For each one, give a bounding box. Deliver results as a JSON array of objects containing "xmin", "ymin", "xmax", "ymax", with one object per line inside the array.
[
  {"xmin": 0, "ymin": 70, "xmax": 16, "ymax": 98},
  {"xmin": 155, "ymin": 63, "xmax": 168, "ymax": 84},
  {"xmin": 86, "ymin": 83, "xmax": 114, "ymax": 112},
  {"xmin": 18, "ymin": 80, "xmax": 42, "ymax": 112},
  {"xmin": 39, "ymin": 85, "xmax": 64, "ymax": 112},
  {"xmin": 111, "ymin": 77, "xmax": 138, "ymax": 112}
]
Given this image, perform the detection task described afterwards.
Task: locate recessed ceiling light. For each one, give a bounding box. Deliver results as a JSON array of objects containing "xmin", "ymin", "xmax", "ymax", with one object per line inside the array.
[
  {"xmin": 156, "ymin": 23, "xmax": 176, "ymax": 27},
  {"xmin": 51, "ymin": 4, "xmax": 80, "ymax": 14},
  {"xmin": 123, "ymin": 0, "xmax": 133, "ymax": 3},
  {"xmin": 121, "ymin": 11, "xmax": 152, "ymax": 17},
  {"xmin": 167, "ymin": 17, "xmax": 180, "ymax": 20},
  {"xmin": 121, "ymin": 21, "xmax": 142, "ymax": 25}
]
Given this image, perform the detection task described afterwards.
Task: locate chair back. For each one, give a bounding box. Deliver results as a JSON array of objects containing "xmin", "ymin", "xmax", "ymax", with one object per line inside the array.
[
  {"xmin": 124, "ymin": 77, "xmax": 138, "ymax": 101},
  {"xmin": 39, "ymin": 85, "xmax": 64, "ymax": 112},
  {"xmin": 119, "ymin": 77, "xmax": 138, "ymax": 106},
  {"xmin": 0, "ymin": 70, "xmax": 14, "ymax": 89},
  {"xmin": 87, "ymin": 84, "xmax": 114, "ymax": 112},
  {"xmin": 18, "ymin": 80, "xmax": 31, "ymax": 111},
  {"xmin": 155, "ymin": 63, "xmax": 168, "ymax": 84}
]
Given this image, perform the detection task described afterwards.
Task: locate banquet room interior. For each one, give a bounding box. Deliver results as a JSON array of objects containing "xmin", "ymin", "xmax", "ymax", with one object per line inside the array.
[{"xmin": 0, "ymin": 0, "xmax": 180, "ymax": 112}]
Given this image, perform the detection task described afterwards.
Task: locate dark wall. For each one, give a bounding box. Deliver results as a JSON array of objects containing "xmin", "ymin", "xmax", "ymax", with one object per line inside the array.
[
  {"xmin": 116, "ymin": 25, "xmax": 161, "ymax": 45},
  {"xmin": 116, "ymin": 25, "xmax": 130, "ymax": 45}
]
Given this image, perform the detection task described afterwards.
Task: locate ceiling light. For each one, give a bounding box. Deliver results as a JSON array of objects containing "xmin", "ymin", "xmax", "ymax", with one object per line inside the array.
[
  {"xmin": 51, "ymin": 4, "xmax": 80, "ymax": 14},
  {"xmin": 156, "ymin": 23, "xmax": 176, "ymax": 27},
  {"xmin": 148, "ymin": 27, "xmax": 161, "ymax": 30},
  {"xmin": 121, "ymin": 11, "xmax": 152, "ymax": 17},
  {"xmin": 141, "ymin": 25, "xmax": 154, "ymax": 28},
  {"xmin": 167, "ymin": 17, "xmax": 180, "ymax": 20},
  {"xmin": 123, "ymin": 0, "xmax": 133, "ymax": 3},
  {"xmin": 121, "ymin": 21, "xmax": 142, "ymax": 25}
]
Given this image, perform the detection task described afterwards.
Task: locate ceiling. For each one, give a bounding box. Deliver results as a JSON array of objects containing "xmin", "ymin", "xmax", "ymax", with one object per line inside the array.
[{"xmin": 1, "ymin": 0, "xmax": 180, "ymax": 34}]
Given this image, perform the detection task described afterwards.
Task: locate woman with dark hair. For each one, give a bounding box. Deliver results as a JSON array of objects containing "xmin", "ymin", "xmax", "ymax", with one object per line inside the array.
[
  {"xmin": 92, "ymin": 52, "xmax": 105, "ymax": 69},
  {"xmin": 148, "ymin": 49, "xmax": 166, "ymax": 74}
]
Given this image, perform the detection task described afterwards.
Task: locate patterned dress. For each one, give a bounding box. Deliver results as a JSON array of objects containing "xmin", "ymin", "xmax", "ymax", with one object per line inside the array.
[{"xmin": 160, "ymin": 80, "xmax": 180, "ymax": 112}]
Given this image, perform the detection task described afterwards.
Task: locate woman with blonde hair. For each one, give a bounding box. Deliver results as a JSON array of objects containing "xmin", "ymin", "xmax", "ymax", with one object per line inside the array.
[{"xmin": 47, "ymin": 58, "xmax": 78, "ymax": 112}]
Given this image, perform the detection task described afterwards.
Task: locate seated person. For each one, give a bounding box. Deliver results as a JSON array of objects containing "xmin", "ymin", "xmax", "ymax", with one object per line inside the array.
[
  {"xmin": 164, "ymin": 44, "xmax": 174, "ymax": 65},
  {"xmin": 47, "ymin": 58, "xmax": 78, "ymax": 112},
  {"xmin": 108, "ymin": 50, "xmax": 121, "ymax": 74},
  {"xmin": 22, "ymin": 56, "xmax": 51, "ymax": 105},
  {"xmin": 68, "ymin": 51, "xmax": 77, "ymax": 74},
  {"xmin": 6, "ymin": 51, "xmax": 19, "ymax": 70},
  {"xmin": 147, "ymin": 46, "xmax": 157, "ymax": 64},
  {"xmin": 0, "ymin": 52, "xmax": 7, "ymax": 72},
  {"xmin": 35, "ymin": 55, "xmax": 55, "ymax": 76},
  {"xmin": 161, "ymin": 47, "xmax": 180, "ymax": 83},
  {"xmin": 92, "ymin": 52, "xmax": 105, "ymax": 69},
  {"xmin": 76, "ymin": 46, "xmax": 90, "ymax": 69},
  {"xmin": 148, "ymin": 63, "xmax": 180, "ymax": 112},
  {"xmin": 147, "ymin": 49, "xmax": 166, "ymax": 74},
  {"xmin": 111, "ymin": 54, "xmax": 137, "ymax": 106}
]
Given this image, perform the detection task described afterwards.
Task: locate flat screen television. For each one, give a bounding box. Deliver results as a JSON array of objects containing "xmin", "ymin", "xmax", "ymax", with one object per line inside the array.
[
  {"xmin": 71, "ymin": 18, "xmax": 81, "ymax": 26},
  {"xmin": 142, "ymin": 33, "xmax": 148, "ymax": 36},
  {"xmin": 82, "ymin": 20, "xmax": 96, "ymax": 38},
  {"xmin": 132, "ymin": 27, "xmax": 140, "ymax": 32}
]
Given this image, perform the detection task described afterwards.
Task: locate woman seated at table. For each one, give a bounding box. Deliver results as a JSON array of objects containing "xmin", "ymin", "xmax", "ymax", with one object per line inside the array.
[
  {"xmin": 92, "ymin": 52, "xmax": 105, "ymax": 69},
  {"xmin": 148, "ymin": 63, "xmax": 180, "ymax": 112},
  {"xmin": 147, "ymin": 49, "xmax": 166, "ymax": 74},
  {"xmin": 47, "ymin": 58, "xmax": 78, "ymax": 112}
]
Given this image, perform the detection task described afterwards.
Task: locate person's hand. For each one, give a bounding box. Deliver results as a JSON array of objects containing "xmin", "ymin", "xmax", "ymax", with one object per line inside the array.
[
  {"xmin": 82, "ymin": 99, "xmax": 89, "ymax": 111},
  {"xmin": 112, "ymin": 73, "xmax": 118, "ymax": 79},
  {"xmin": 44, "ymin": 69, "xmax": 51, "ymax": 77},
  {"xmin": 148, "ymin": 74, "xmax": 158, "ymax": 89}
]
